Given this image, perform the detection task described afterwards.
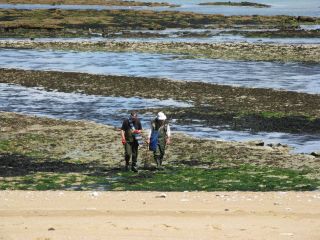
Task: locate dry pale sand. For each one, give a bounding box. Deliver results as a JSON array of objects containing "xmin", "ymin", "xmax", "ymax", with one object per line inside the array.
[{"xmin": 0, "ymin": 191, "xmax": 320, "ymax": 240}]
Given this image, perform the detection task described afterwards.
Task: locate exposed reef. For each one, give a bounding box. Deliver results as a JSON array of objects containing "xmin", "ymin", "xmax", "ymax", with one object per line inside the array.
[
  {"xmin": 0, "ymin": 9, "xmax": 319, "ymax": 38},
  {"xmin": 0, "ymin": 0, "xmax": 179, "ymax": 7},
  {"xmin": 1, "ymin": 40, "xmax": 319, "ymax": 63},
  {"xmin": 199, "ymin": 1, "xmax": 271, "ymax": 8}
]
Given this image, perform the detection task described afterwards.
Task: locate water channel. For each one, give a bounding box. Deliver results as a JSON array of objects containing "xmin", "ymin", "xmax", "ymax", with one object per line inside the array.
[
  {"xmin": 1, "ymin": 83, "xmax": 320, "ymax": 153},
  {"xmin": 1, "ymin": 48, "xmax": 319, "ymax": 94}
]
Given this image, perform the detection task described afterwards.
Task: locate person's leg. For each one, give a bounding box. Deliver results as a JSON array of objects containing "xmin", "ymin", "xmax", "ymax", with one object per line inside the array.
[
  {"xmin": 158, "ymin": 144, "xmax": 166, "ymax": 166},
  {"xmin": 153, "ymin": 144, "xmax": 161, "ymax": 168},
  {"xmin": 131, "ymin": 142, "xmax": 139, "ymax": 172},
  {"xmin": 124, "ymin": 143, "xmax": 132, "ymax": 170}
]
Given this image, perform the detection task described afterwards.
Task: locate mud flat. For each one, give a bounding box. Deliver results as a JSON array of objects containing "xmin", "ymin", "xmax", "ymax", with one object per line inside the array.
[{"xmin": 1, "ymin": 190, "xmax": 320, "ymax": 240}]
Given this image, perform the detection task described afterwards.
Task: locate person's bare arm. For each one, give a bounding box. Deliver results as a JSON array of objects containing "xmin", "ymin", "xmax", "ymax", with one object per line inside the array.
[{"xmin": 121, "ymin": 130, "xmax": 126, "ymax": 144}]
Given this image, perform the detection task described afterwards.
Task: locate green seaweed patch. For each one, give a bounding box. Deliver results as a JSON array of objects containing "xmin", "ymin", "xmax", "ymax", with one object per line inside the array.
[
  {"xmin": 111, "ymin": 165, "xmax": 319, "ymax": 191},
  {"xmin": 1, "ymin": 165, "xmax": 317, "ymax": 191},
  {"xmin": 0, "ymin": 172, "xmax": 112, "ymax": 190},
  {"xmin": 0, "ymin": 133, "xmax": 55, "ymax": 158},
  {"xmin": 0, "ymin": 140, "xmax": 11, "ymax": 152}
]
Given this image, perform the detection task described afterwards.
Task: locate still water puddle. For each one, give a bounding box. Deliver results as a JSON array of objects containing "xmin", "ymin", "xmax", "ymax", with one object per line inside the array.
[
  {"xmin": 1, "ymin": 48, "xmax": 320, "ymax": 94},
  {"xmin": 1, "ymin": 83, "xmax": 319, "ymax": 153}
]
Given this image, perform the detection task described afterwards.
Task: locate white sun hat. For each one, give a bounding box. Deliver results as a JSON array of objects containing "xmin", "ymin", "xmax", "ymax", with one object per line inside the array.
[{"xmin": 157, "ymin": 112, "xmax": 167, "ymax": 120}]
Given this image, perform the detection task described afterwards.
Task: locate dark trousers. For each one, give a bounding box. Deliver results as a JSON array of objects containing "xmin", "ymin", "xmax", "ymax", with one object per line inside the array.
[
  {"xmin": 124, "ymin": 141, "xmax": 139, "ymax": 166},
  {"xmin": 153, "ymin": 143, "xmax": 166, "ymax": 166}
]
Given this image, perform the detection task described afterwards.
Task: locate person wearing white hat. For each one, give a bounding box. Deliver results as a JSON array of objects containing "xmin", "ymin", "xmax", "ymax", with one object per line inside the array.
[{"xmin": 148, "ymin": 112, "xmax": 171, "ymax": 169}]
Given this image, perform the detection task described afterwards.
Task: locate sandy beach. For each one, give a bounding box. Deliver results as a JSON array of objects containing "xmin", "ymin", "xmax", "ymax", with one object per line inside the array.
[{"xmin": 1, "ymin": 191, "xmax": 320, "ymax": 240}]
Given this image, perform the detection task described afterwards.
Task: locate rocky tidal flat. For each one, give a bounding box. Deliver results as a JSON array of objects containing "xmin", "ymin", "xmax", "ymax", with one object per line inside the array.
[
  {"xmin": 1, "ymin": 111, "xmax": 319, "ymax": 191},
  {"xmin": 1, "ymin": 40, "xmax": 320, "ymax": 62},
  {"xmin": 0, "ymin": 8, "xmax": 319, "ymax": 38},
  {"xmin": 198, "ymin": 1, "xmax": 271, "ymax": 8},
  {"xmin": 0, "ymin": 0, "xmax": 179, "ymax": 7}
]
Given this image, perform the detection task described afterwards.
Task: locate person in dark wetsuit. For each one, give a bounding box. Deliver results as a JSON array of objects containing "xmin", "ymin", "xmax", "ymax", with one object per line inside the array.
[{"xmin": 120, "ymin": 112, "xmax": 142, "ymax": 172}]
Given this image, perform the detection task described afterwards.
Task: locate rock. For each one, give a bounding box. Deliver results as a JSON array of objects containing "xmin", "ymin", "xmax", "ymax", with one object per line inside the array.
[
  {"xmin": 90, "ymin": 191, "xmax": 100, "ymax": 197},
  {"xmin": 268, "ymin": 143, "xmax": 289, "ymax": 149},
  {"xmin": 311, "ymin": 152, "xmax": 320, "ymax": 157},
  {"xmin": 276, "ymin": 143, "xmax": 288, "ymax": 148},
  {"xmin": 247, "ymin": 140, "xmax": 264, "ymax": 146},
  {"xmin": 156, "ymin": 193, "xmax": 167, "ymax": 198},
  {"xmin": 48, "ymin": 227, "xmax": 55, "ymax": 231}
]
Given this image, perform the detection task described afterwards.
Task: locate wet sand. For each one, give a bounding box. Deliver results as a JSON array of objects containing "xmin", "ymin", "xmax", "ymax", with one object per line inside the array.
[{"xmin": 0, "ymin": 191, "xmax": 319, "ymax": 240}]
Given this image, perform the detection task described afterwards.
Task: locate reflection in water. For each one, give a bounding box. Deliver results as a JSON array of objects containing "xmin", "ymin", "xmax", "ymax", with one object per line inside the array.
[
  {"xmin": 1, "ymin": 83, "xmax": 319, "ymax": 153},
  {"xmin": 1, "ymin": 48, "xmax": 320, "ymax": 94}
]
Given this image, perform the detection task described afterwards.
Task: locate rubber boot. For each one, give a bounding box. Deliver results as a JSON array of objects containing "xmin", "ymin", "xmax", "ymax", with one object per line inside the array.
[
  {"xmin": 125, "ymin": 159, "xmax": 130, "ymax": 171},
  {"xmin": 159, "ymin": 158, "xmax": 163, "ymax": 166},
  {"xmin": 155, "ymin": 157, "xmax": 161, "ymax": 168},
  {"xmin": 131, "ymin": 163, "xmax": 138, "ymax": 173}
]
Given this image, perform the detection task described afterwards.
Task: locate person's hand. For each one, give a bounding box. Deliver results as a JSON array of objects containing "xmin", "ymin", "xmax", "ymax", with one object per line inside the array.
[
  {"xmin": 146, "ymin": 138, "xmax": 150, "ymax": 144},
  {"xmin": 133, "ymin": 129, "xmax": 141, "ymax": 134},
  {"xmin": 121, "ymin": 138, "xmax": 126, "ymax": 145},
  {"xmin": 166, "ymin": 138, "xmax": 171, "ymax": 145}
]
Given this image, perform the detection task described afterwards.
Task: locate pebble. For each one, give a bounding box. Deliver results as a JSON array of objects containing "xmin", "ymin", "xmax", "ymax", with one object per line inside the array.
[
  {"xmin": 156, "ymin": 193, "xmax": 167, "ymax": 198},
  {"xmin": 90, "ymin": 191, "xmax": 100, "ymax": 197}
]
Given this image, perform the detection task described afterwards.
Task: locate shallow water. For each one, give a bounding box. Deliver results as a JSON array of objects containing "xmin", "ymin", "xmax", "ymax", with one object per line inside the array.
[
  {"xmin": 116, "ymin": 28, "xmax": 320, "ymax": 44},
  {"xmin": 134, "ymin": 0, "xmax": 320, "ymax": 16},
  {"xmin": 1, "ymin": 48, "xmax": 320, "ymax": 94},
  {"xmin": 176, "ymin": 124, "xmax": 320, "ymax": 154},
  {"xmin": 4, "ymin": 31, "xmax": 320, "ymax": 44},
  {"xmin": 1, "ymin": 83, "xmax": 319, "ymax": 153},
  {"xmin": 1, "ymin": 0, "xmax": 319, "ymax": 16},
  {"xmin": 0, "ymin": 83, "xmax": 191, "ymax": 126}
]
